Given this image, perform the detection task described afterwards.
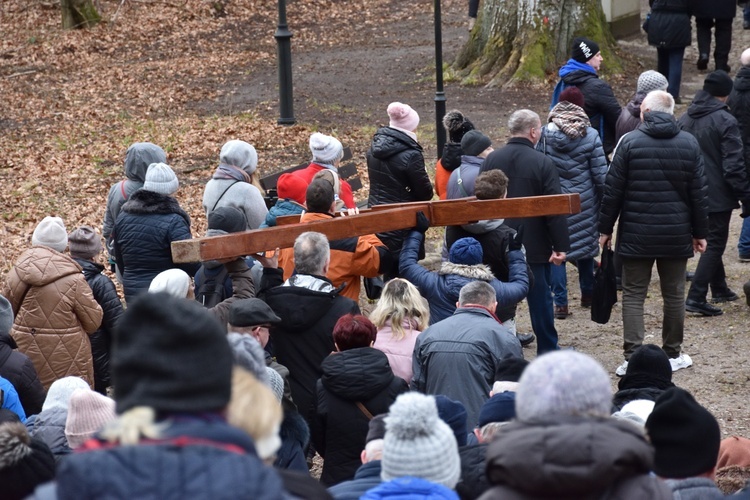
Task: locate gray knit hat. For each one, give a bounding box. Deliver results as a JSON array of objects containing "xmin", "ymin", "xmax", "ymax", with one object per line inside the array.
[
  {"xmin": 42, "ymin": 376, "xmax": 90, "ymax": 412},
  {"xmin": 32, "ymin": 216, "xmax": 68, "ymax": 253},
  {"xmin": 382, "ymin": 392, "xmax": 461, "ymax": 489},
  {"xmin": 265, "ymin": 367, "xmax": 284, "ymax": 402},
  {"xmin": 515, "ymin": 350, "xmax": 612, "ymax": 422},
  {"xmin": 309, "ymin": 132, "xmax": 343, "ymax": 164},
  {"xmin": 148, "ymin": 269, "xmax": 191, "ymax": 298},
  {"xmin": 68, "ymin": 226, "xmax": 102, "ymax": 259},
  {"xmin": 226, "ymin": 333, "xmax": 269, "ymax": 384},
  {"xmin": 143, "ymin": 162, "xmax": 179, "ymax": 195},
  {"xmin": 220, "ymin": 140, "xmax": 258, "ymax": 175},
  {"xmin": 0, "ymin": 296, "xmax": 13, "ymax": 340},
  {"xmin": 637, "ymin": 70, "xmax": 669, "ymax": 94},
  {"xmin": 461, "ymin": 130, "xmax": 492, "ymax": 157}
]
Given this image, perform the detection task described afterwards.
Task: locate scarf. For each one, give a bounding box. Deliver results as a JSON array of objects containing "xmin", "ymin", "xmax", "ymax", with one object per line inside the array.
[
  {"xmin": 212, "ymin": 164, "xmax": 252, "ymax": 183},
  {"xmin": 548, "ymin": 101, "xmax": 590, "ymax": 139}
]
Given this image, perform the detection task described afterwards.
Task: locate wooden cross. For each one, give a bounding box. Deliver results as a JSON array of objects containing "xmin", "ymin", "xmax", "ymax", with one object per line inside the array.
[{"xmin": 171, "ymin": 194, "xmax": 581, "ymax": 263}]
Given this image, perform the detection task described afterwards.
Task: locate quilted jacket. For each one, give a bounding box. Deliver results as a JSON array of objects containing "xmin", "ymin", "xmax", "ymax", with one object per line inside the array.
[{"xmin": 2, "ymin": 246, "xmax": 103, "ymax": 389}]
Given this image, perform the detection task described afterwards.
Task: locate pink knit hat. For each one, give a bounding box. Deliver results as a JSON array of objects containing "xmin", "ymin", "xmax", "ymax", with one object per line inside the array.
[
  {"xmin": 387, "ymin": 102, "xmax": 420, "ymax": 132},
  {"xmin": 64, "ymin": 389, "xmax": 116, "ymax": 449}
]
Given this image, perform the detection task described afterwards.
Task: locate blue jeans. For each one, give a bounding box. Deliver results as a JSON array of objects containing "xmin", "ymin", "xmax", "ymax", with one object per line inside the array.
[
  {"xmin": 550, "ymin": 258, "xmax": 595, "ymax": 306},
  {"xmin": 739, "ymin": 217, "xmax": 750, "ymax": 258},
  {"xmin": 657, "ymin": 47, "xmax": 685, "ymax": 101},
  {"xmin": 527, "ymin": 262, "xmax": 560, "ymax": 355},
  {"xmin": 744, "ymin": 6, "xmax": 750, "ymax": 23}
]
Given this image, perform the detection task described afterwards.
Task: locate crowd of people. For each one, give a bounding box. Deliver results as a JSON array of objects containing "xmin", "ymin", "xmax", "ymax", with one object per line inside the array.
[{"xmin": 2, "ymin": 28, "xmax": 750, "ymax": 500}]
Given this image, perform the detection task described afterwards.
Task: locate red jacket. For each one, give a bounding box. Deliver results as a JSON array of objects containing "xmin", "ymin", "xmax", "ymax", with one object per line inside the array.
[{"xmin": 291, "ymin": 163, "xmax": 356, "ymax": 209}]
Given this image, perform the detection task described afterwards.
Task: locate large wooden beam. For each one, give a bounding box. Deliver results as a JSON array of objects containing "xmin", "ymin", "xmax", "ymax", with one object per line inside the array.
[{"xmin": 172, "ymin": 194, "xmax": 580, "ymax": 263}]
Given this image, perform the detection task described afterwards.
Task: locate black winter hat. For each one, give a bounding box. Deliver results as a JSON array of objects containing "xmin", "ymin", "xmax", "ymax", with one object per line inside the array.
[
  {"xmin": 618, "ymin": 344, "xmax": 674, "ymax": 391},
  {"xmin": 113, "ymin": 292, "xmax": 233, "ymax": 414},
  {"xmin": 460, "ymin": 130, "xmax": 492, "ymax": 157},
  {"xmin": 443, "ymin": 110, "xmax": 475, "ymax": 144},
  {"xmin": 571, "ymin": 37, "xmax": 600, "ymax": 63},
  {"xmin": 703, "ymin": 70, "xmax": 734, "ymax": 97},
  {"xmin": 494, "ymin": 357, "xmax": 530, "ymax": 382},
  {"xmin": 0, "ymin": 422, "xmax": 56, "ymax": 500},
  {"xmin": 208, "ymin": 206, "xmax": 246, "ymax": 233},
  {"xmin": 366, "ymin": 414, "xmax": 388, "ymax": 443},
  {"xmin": 646, "ymin": 387, "xmax": 721, "ymax": 478}
]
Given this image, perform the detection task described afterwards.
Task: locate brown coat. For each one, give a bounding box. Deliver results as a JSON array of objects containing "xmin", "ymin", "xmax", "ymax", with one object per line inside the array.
[{"xmin": 2, "ymin": 246, "xmax": 103, "ymax": 390}]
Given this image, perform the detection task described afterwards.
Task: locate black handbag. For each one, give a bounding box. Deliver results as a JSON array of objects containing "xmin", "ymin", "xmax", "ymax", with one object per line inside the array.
[
  {"xmin": 364, "ymin": 276, "xmax": 384, "ymax": 301},
  {"xmin": 591, "ymin": 248, "xmax": 618, "ymax": 324}
]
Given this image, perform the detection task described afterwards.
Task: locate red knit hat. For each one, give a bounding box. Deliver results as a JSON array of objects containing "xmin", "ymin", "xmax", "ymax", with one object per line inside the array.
[
  {"xmin": 277, "ymin": 173, "xmax": 308, "ymax": 205},
  {"xmin": 559, "ymin": 87, "xmax": 585, "ymax": 109}
]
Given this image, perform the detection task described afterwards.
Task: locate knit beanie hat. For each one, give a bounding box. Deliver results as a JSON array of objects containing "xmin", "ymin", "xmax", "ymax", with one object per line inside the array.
[
  {"xmin": 646, "ymin": 387, "xmax": 721, "ymax": 478},
  {"xmin": 449, "ymin": 237, "xmax": 483, "ymax": 265},
  {"xmin": 309, "ymin": 133, "xmax": 344, "ymax": 164},
  {"xmin": 387, "ymin": 102, "xmax": 420, "ymax": 132},
  {"xmin": 460, "ymin": 130, "xmax": 492, "ymax": 157},
  {"xmin": 226, "ymin": 332, "xmax": 269, "ymax": 384},
  {"xmin": 516, "ymin": 350, "xmax": 612, "ymax": 423},
  {"xmin": 0, "ymin": 296, "xmax": 13, "ymax": 341},
  {"xmin": 265, "ymin": 367, "xmax": 284, "ymax": 402},
  {"xmin": 718, "ymin": 436, "xmax": 750, "ymax": 468},
  {"xmin": 207, "ymin": 206, "xmax": 247, "ymax": 234},
  {"xmin": 32, "ymin": 216, "xmax": 67, "ymax": 253},
  {"xmin": 42, "ymin": 376, "xmax": 89, "ymax": 412},
  {"xmin": 571, "ymin": 37, "xmax": 600, "ymax": 63},
  {"xmin": 478, "ymin": 392, "xmax": 516, "ymax": 427},
  {"xmin": 143, "ymin": 162, "xmax": 179, "ymax": 195},
  {"xmin": 367, "ymin": 414, "xmax": 388, "ymax": 443},
  {"xmin": 64, "ymin": 389, "xmax": 116, "ymax": 449},
  {"xmin": 228, "ymin": 298, "xmax": 282, "ymax": 327},
  {"xmin": 113, "ymin": 292, "xmax": 232, "ymax": 414},
  {"xmin": 277, "ymin": 173, "xmax": 309, "ymax": 205},
  {"xmin": 68, "ymin": 226, "xmax": 102, "ymax": 259},
  {"xmin": 0, "ymin": 409, "xmax": 21, "ymax": 425},
  {"xmin": 443, "ymin": 110, "xmax": 475, "ymax": 143},
  {"xmin": 382, "ymin": 392, "xmax": 461, "ymax": 489},
  {"xmin": 220, "ymin": 140, "xmax": 258, "ymax": 175},
  {"xmin": 148, "ymin": 269, "xmax": 191, "ymax": 298},
  {"xmin": 559, "ymin": 86, "xmax": 586, "ymax": 109},
  {"xmin": 703, "ymin": 70, "xmax": 734, "ymax": 97},
  {"xmin": 434, "ymin": 395, "xmax": 468, "ymax": 446},
  {"xmin": 637, "ymin": 70, "xmax": 669, "ymax": 94},
  {"xmin": 0, "ymin": 422, "xmax": 55, "ymax": 500},
  {"xmin": 618, "ymin": 344, "xmax": 674, "ymax": 391}
]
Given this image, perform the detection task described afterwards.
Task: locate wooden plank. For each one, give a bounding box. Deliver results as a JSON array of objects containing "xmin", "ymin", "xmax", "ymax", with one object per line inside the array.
[{"xmin": 172, "ymin": 194, "xmax": 580, "ymax": 263}]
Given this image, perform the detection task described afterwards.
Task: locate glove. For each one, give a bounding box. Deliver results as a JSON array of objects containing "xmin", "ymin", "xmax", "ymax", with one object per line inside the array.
[
  {"xmin": 741, "ymin": 203, "xmax": 750, "ymax": 219},
  {"xmin": 414, "ymin": 211, "xmax": 430, "ymax": 233},
  {"xmin": 509, "ymin": 224, "xmax": 525, "ymax": 251}
]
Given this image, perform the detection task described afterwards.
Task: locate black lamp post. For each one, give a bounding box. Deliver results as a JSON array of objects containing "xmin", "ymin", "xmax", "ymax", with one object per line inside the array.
[
  {"xmin": 434, "ymin": 0, "xmax": 447, "ymax": 157},
  {"xmin": 275, "ymin": 0, "xmax": 295, "ymax": 125}
]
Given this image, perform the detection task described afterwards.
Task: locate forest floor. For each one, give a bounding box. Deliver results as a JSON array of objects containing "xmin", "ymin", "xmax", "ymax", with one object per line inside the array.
[{"xmin": 0, "ymin": 0, "xmax": 748, "ymax": 435}]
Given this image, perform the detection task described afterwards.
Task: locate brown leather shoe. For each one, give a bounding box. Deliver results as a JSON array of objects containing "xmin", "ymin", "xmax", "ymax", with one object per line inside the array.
[
  {"xmin": 580, "ymin": 295, "xmax": 592, "ymax": 308},
  {"xmin": 554, "ymin": 305, "xmax": 571, "ymax": 319}
]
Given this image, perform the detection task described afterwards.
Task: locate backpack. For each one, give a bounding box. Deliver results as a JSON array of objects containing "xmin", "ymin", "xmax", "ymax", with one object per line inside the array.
[{"xmin": 194, "ymin": 265, "xmax": 231, "ymax": 308}]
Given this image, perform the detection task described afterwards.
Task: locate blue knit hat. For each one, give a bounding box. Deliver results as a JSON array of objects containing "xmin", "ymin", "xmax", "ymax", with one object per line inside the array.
[
  {"xmin": 434, "ymin": 395, "xmax": 468, "ymax": 446},
  {"xmin": 478, "ymin": 392, "xmax": 516, "ymax": 427},
  {"xmin": 449, "ymin": 237, "xmax": 483, "ymax": 265}
]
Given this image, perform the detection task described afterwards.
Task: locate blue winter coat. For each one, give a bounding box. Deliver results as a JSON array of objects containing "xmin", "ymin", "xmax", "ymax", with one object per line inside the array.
[
  {"xmin": 113, "ymin": 189, "xmax": 199, "ymax": 302},
  {"xmin": 0, "ymin": 376, "xmax": 26, "ymax": 422},
  {"xmin": 537, "ymin": 124, "xmax": 607, "ymax": 261},
  {"xmin": 26, "ymin": 406, "xmax": 70, "ymax": 460},
  {"xmin": 362, "ymin": 477, "xmax": 459, "ymax": 500},
  {"xmin": 399, "ymin": 231, "xmax": 529, "ymax": 325},
  {"xmin": 328, "ymin": 460, "xmax": 383, "ymax": 500},
  {"xmin": 260, "ymin": 199, "xmax": 305, "ymax": 228}
]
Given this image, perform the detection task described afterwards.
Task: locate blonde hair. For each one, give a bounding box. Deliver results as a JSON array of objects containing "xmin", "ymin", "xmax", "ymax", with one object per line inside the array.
[
  {"xmin": 369, "ymin": 278, "xmax": 429, "ymax": 340},
  {"xmin": 227, "ymin": 367, "xmax": 282, "ymax": 460},
  {"xmin": 99, "ymin": 407, "xmax": 166, "ymax": 446}
]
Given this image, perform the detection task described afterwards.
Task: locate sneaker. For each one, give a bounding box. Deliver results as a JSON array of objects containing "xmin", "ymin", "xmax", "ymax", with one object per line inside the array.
[
  {"xmin": 615, "ymin": 360, "xmax": 628, "ymax": 377},
  {"xmin": 669, "ymin": 353, "xmax": 693, "ymax": 372},
  {"xmin": 739, "ymin": 254, "xmax": 750, "ymax": 262},
  {"xmin": 516, "ymin": 332, "xmax": 535, "ymax": 347},
  {"xmin": 468, "ymin": 17, "xmax": 476, "ymax": 31}
]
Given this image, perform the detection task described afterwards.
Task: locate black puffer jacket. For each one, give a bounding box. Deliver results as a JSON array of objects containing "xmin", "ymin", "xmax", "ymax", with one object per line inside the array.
[
  {"xmin": 688, "ymin": 0, "xmax": 734, "ymax": 19},
  {"xmin": 441, "ymin": 141, "xmax": 463, "ymax": 171},
  {"xmin": 599, "ymin": 111, "xmax": 709, "ymax": 258},
  {"xmin": 74, "ymin": 258, "xmax": 123, "ymax": 394},
  {"xmin": 647, "ymin": 0, "xmax": 691, "ymax": 49},
  {"xmin": 728, "ymin": 66, "xmax": 750, "ymax": 171},
  {"xmin": 679, "ymin": 90, "xmax": 750, "ymax": 212},
  {"xmin": 113, "ymin": 189, "xmax": 199, "ymax": 302},
  {"xmin": 611, "ymin": 386, "xmax": 667, "ymax": 412},
  {"xmin": 0, "ymin": 331, "xmax": 45, "ymax": 416},
  {"xmin": 457, "ymin": 443, "xmax": 490, "ymax": 500},
  {"xmin": 366, "ymin": 127, "xmax": 434, "ymax": 263},
  {"xmin": 312, "ymin": 347, "xmax": 407, "ymax": 486}
]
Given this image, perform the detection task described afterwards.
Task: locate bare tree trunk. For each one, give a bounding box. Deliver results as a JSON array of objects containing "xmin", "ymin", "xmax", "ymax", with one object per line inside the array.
[
  {"xmin": 61, "ymin": 0, "xmax": 101, "ymax": 29},
  {"xmin": 454, "ymin": 0, "xmax": 619, "ymax": 87}
]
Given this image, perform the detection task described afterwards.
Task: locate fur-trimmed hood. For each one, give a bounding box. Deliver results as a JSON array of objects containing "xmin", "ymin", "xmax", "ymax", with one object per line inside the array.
[
  {"xmin": 439, "ymin": 261, "xmax": 495, "ymax": 281},
  {"xmin": 121, "ymin": 189, "xmax": 190, "ymax": 225}
]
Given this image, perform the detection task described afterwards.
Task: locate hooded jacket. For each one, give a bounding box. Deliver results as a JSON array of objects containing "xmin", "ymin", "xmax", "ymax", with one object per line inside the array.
[
  {"xmin": 2, "ymin": 247, "xmax": 103, "ymax": 390},
  {"xmin": 728, "ymin": 66, "xmax": 750, "ymax": 172},
  {"xmin": 412, "ymin": 307, "xmax": 523, "ymax": 428},
  {"xmin": 616, "ymin": 92, "xmax": 646, "ymax": 142},
  {"xmin": 260, "ymin": 199, "xmax": 305, "ymax": 228},
  {"xmin": 103, "ymin": 143, "xmax": 166, "ymax": 258},
  {"xmin": 647, "ymin": 0, "xmax": 691, "ymax": 49},
  {"xmin": 259, "ymin": 268, "xmax": 360, "ymax": 422},
  {"xmin": 113, "ymin": 189, "xmax": 199, "ymax": 302},
  {"xmin": 558, "ymin": 60, "xmax": 622, "ymax": 154},
  {"xmin": 480, "ymin": 418, "xmax": 673, "ymax": 499},
  {"xmin": 366, "ymin": 127, "xmax": 434, "ymax": 263},
  {"xmin": 313, "ymin": 347, "xmax": 408, "ymax": 486},
  {"xmin": 26, "ymin": 406, "xmax": 71, "ymax": 461},
  {"xmin": 679, "ymin": 90, "xmax": 750, "ymax": 213},
  {"xmin": 600, "ymin": 111, "xmax": 709, "ymax": 258},
  {"xmin": 537, "ymin": 114, "xmax": 608, "ymax": 262},
  {"xmin": 0, "ymin": 326, "xmax": 45, "ymax": 417},
  {"xmin": 400, "ymin": 231, "xmax": 529, "ymax": 325},
  {"xmin": 446, "ymin": 155, "xmax": 484, "ymax": 199},
  {"xmin": 202, "ymin": 178, "xmax": 268, "ymax": 230},
  {"xmin": 73, "ymin": 258, "xmax": 123, "ymax": 394}
]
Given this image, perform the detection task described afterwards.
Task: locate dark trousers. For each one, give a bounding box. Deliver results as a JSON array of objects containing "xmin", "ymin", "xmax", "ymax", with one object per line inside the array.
[
  {"xmin": 468, "ymin": 0, "xmax": 480, "ymax": 17},
  {"xmin": 687, "ymin": 211, "xmax": 732, "ymax": 302},
  {"xmin": 527, "ymin": 262, "xmax": 560, "ymax": 355},
  {"xmin": 696, "ymin": 17, "xmax": 733, "ymax": 71},
  {"xmin": 657, "ymin": 47, "xmax": 685, "ymax": 100}
]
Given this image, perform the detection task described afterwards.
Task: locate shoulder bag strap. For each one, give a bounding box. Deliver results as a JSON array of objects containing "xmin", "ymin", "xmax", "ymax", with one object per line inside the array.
[
  {"xmin": 211, "ymin": 181, "xmax": 241, "ymax": 212},
  {"xmin": 355, "ymin": 401, "xmax": 373, "ymax": 420}
]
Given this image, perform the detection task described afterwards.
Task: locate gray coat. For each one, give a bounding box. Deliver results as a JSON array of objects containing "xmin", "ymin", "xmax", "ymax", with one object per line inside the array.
[
  {"xmin": 665, "ymin": 478, "xmax": 725, "ymax": 500},
  {"xmin": 202, "ymin": 178, "xmax": 268, "ymax": 230},
  {"xmin": 446, "ymin": 155, "xmax": 483, "ymax": 199},
  {"xmin": 411, "ymin": 307, "xmax": 523, "ymax": 428},
  {"xmin": 537, "ymin": 124, "xmax": 607, "ymax": 261}
]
